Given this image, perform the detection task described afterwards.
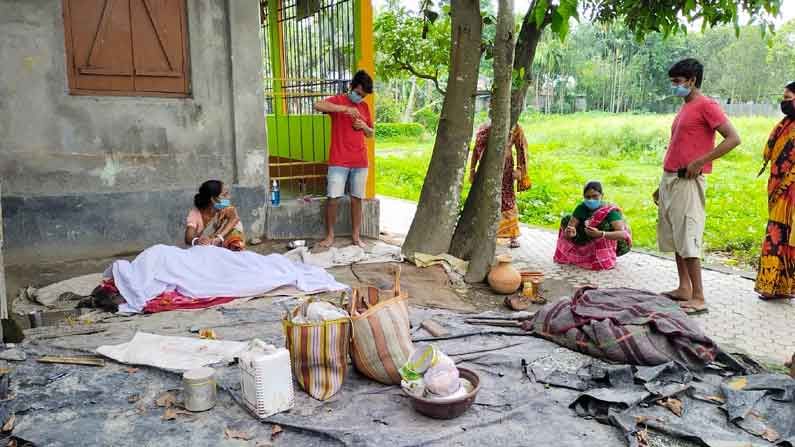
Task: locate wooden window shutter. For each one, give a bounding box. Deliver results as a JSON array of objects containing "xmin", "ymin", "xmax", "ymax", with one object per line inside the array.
[
  {"xmin": 63, "ymin": 0, "xmax": 189, "ymax": 96},
  {"xmin": 64, "ymin": 0, "xmax": 135, "ymax": 92},
  {"xmin": 130, "ymin": 0, "xmax": 189, "ymax": 94}
]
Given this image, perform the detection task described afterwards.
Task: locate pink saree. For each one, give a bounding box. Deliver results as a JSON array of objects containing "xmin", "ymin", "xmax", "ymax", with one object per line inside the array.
[{"xmin": 553, "ymin": 205, "xmax": 631, "ymax": 271}]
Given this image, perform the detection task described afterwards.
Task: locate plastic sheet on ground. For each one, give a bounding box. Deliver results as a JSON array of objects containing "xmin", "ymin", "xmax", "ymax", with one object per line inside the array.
[{"xmin": 6, "ymin": 298, "xmax": 794, "ymax": 447}]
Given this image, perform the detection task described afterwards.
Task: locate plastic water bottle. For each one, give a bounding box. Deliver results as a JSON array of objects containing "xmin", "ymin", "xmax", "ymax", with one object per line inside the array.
[{"xmin": 270, "ymin": 179, "xmax": 280, "ymax": 206}]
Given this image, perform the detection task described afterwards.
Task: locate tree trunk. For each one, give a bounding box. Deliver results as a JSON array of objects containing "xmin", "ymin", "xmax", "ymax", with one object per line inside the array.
[
  {"xmin": 401, "ymin": 0, "xmax": 483, "ymax": 259},
  {"xmin": 401, "ymin": 77, "xmax": 417, "ymax": 122},
  {"xmin": 508, "ymin": 6, "xmax": 545, "ymax": 129},
  {"xmin": 449, "ymin": 0, "xmax": 515, "ymax": 283}
]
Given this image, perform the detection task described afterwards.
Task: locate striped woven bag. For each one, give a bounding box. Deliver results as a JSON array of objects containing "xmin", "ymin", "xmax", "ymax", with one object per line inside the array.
[
  {"xmin": 348, "ymin": 267, "xmax": 413, "ymax": 385},
  {"xmin": 283, "ymin": 299, "xmax": 351, "ymax": 401}
]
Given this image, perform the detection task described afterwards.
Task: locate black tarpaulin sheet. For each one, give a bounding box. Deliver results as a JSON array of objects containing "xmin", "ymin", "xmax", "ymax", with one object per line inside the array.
[
  {"xmin": 563, "ymin": 361, "xmax": 795, "ymax": 447},
  {"xmin": 4, "ymin": 298, "xmax": 793, "ymax": 447}
]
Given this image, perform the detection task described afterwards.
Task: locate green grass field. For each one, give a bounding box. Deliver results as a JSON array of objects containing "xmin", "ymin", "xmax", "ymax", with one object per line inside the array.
[{"xmin": 376, "ymin": 112, "xmax": 777, "ymax": 266}]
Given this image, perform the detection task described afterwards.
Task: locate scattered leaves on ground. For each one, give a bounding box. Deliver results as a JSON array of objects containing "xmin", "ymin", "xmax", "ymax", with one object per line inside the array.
[
  {"xmin": 2, "ymin": 414, "xmax": 15, "ymax": 432},
  {"xmin": 224, "ymin": 428, "xmax": 253, "ymax": 440},
  {"xmin": 635, "ymin": 427, "xmax": 649, "ymax": 447},
  {"xmin": 162, "ymin": 408, "xmax": 192, "ymax": 421},
  {"xmin": 657, "ymin": 397, "xmax": 683, "ymax": 417},
  {"xmin": 727, "ymin": 377, "xmax": 748, "ymax": 391},
  {"xmin": 155, "ymin": 391, "xmax": 177, "ymax": 408},
  {"xmin": 199, "ymin": 329, "xmax": 217, "ymax": 340},
  {"xmin": 762, "ymin": 428, "xmax": 780, "ymax": 442},
  {"xmin": 271, "ymin": 424, "xmax": 283, "ymax": 440}
]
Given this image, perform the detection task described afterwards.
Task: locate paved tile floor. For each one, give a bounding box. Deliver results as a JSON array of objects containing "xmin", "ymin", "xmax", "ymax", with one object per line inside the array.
[{"xmin": 379, "ymin": 196, "xmax": 795, "ymax": 364}]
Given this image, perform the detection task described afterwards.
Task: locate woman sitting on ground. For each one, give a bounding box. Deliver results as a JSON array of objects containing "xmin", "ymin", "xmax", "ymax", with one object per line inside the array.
[
  {"xmin": 553, "ymin": 181, "xmax": 631, "ymax": 271},
  {"xmin": 184, "ymin": 180, "xmax": 246, "ymax": 251}
]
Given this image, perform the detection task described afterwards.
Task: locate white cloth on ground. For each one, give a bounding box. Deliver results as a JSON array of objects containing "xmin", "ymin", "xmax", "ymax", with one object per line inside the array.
[
  {"xmin": 107, "ymin": 244, "xmax": 348, "ymax": 313},
  {"xmin": 29, "ymin": 273, "xmax": 104, "ymax": 307},
  {"xmin": 284, "ymin": 241, "xmax": 403, "ymax": 269},
  {"xmin": 96, "ymin": 332, "xmax": 247, "ymax": 372}
]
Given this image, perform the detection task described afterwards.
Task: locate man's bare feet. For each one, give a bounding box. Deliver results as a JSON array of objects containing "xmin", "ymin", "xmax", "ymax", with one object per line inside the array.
[
  {"xmin": 661, "ymin": 288, "xmax": 692, "ymax": 302},
  {"xmin": 317, "ymin": 236, "xmax": 334, "ymax": 248},
  {"xmin": 351, "ymin": 238, "xmax": 366, "ymax": 248}
]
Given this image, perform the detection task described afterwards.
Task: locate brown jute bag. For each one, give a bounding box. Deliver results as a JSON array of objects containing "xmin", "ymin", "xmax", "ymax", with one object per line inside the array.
[{"xmin": 348, "ymin": 267, "xmax": 413, "ymax": 385}]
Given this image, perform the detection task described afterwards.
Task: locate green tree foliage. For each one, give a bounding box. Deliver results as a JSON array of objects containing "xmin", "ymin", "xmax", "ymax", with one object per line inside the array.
[
  {"xmin": 374, "ymin": 5, "xmax": 451, "ymax": 94},
  {"xmin": 529, "ymin": 19, "xmax": 795, "ymax": 114}
]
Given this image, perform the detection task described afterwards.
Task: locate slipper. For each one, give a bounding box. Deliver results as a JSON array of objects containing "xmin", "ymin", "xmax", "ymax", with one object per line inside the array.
[
  {"xmin": 509, "ymin": 240, "xmax": 521, "ymax": 249},
  {"xmin": 682, "ymin": 305, "xmax": 709, "ymax": 316},
  {"xmin": 661, "ymin": 291, "xmax": 691, "ymax": 302},
  {"xmin": 758, "ymin": 294, "xmax": 794, "ymax": 301}
]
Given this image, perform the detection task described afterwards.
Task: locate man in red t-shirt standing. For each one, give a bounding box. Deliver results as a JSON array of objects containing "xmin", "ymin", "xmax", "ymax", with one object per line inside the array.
[
  {"xmin": 654, "ymin": 59, "xmax": 741, "ymax": 314},
  {"xmin": 314, "ymin": 70, "xmax": 374, "ymax": 248}
]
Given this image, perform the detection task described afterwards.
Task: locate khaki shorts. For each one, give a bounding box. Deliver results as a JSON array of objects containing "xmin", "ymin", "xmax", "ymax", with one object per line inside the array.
[{"xmin": 657, "ymin": 172, "xmax": 706, "ymax": 259}]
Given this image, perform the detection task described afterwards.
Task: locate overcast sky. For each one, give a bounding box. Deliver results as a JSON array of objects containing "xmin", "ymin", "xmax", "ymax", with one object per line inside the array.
[{"xmin": 374, "ymin": 0, "xmax": 795, "ymax": 26}]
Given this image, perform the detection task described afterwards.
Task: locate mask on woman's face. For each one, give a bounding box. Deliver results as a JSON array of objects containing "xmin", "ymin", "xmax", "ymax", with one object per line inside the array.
[
  {"xmin": 214, "ymin": 198, "xmax": 231, "ymax": 210},
  {"xmin": 584, "ymin": 199, "xmax": 602, "ymax": 210},
  {"xmin": 781, "ymin": 99, "xmax": 795, "ymax": 117},
  {"xmin": 348, "ymin": 91, "xmax": 364, "ymax": 104}
]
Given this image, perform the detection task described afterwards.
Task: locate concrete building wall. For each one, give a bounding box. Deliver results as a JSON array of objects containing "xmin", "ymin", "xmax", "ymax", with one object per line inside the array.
[{"xmin": 0, "ymin": 0, "xmax": 268, "ymax": 265}]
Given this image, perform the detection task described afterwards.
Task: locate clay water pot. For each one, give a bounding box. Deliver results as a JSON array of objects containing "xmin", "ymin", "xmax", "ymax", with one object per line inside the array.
[{"xmin": 488, "ymin": 255, "xmax": 522, "ymax": 294}]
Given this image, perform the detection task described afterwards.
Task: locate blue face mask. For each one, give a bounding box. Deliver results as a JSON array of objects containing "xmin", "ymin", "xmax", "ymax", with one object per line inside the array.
[
  {"xmin": 584, "ymin": 199, "xmax": 602, "ymax": 210},
  {"xmin": 671, "ymin": 84, "xmax": 691, "ymax": 97},
  {"xmin": 348, "ymin": 91, "xmax": 364, "ymax": 104},
  {"xmin": 214, "ymin": 198, "xmax": 231, "ymax": 210}
]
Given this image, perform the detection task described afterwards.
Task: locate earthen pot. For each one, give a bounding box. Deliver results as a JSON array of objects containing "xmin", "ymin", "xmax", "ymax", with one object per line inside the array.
[{"xmin": 488, "ymin": 254, "xmax": 522, "ymax": 294}]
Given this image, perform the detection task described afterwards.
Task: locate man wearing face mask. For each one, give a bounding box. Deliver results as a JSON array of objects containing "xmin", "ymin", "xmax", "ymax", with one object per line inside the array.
[
  {"xmin": 754, "ymin": 82, "xmax": 795, "ymax": 300},
  {"xmin": 654, "ymin": 58, "xmax": 741, "ymax": 315},
  {"xmin": 314, "ymin": 70, "xmax": 375, "ymax": 248}
]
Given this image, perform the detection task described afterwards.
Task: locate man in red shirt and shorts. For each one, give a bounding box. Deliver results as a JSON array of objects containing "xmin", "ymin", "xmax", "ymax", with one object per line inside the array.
[
  {"xmin": 655, "ymin": 59, "xmax": 741, "ymax": 314},
  {"xmin": 314, "ymin": 70, "xmax": 374, "ymax": 248}
]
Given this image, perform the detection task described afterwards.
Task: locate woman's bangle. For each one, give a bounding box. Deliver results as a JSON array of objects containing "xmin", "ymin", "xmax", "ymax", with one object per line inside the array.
[
  {"xmin": 601, "ymin": 231, "xmax": 606, "ymax": 238},
  {"xmin": 191, "ymin": 237, "xmax": 199, "ymax": 246},
  {"xmin": 215, "ymin": 235, "xmax": 224, "ymax": 242}
]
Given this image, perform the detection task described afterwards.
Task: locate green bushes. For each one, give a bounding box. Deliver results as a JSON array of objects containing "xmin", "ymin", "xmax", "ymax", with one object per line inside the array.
[
  {"xmin": 375, "ymin": 95, "xmax": 403, "ymax": 123},
  {"xmin": 375, "ymin": 122, "xmax": 425, "ymax": 139},
  {"xmin": 413, "ymin": 107, "xmax": 440, "ymax": 131}
]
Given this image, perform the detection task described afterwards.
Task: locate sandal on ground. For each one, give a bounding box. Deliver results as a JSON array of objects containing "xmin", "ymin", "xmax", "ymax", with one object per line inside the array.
[
  {"xmin": 758, "ymin": 293, "xmax": 794, "ymax": 301},
  {"xmin": 509, "ymin": 240, "xmax": 521, "ymax": 249},
  {"xmin": 661, "ymin": 291, "xmax": 691, "ymax": 302},
  {"xmin": 681, "ymin": 303, "xmax": 709, "ymax": 316}
]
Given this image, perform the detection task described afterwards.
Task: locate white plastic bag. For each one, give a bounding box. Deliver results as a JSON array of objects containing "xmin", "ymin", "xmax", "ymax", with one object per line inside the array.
[
  {"xmin": 292, "ymin": 301, "xmax": 349, "ymax": 323},
  {"xmin": 423, "ymin": 352, "xmax": 460, "ymax": 397}
]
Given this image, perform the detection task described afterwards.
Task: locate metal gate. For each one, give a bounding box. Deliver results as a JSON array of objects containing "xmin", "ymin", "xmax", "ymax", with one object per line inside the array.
[{"xmin": 260, "ymin": 0, "xmax": 356, "ymax": 197}]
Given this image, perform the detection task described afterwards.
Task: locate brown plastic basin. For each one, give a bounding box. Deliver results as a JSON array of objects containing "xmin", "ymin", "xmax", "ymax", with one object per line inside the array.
[{"xmin": 407, "ymin": 367, "xmax": 481, "ymax": 419}]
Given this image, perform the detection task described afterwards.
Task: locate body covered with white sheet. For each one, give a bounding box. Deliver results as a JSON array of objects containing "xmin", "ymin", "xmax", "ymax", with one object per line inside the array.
[{"xmin": 107, "ymin": 245, "xmax": 347, "ymax": 313}]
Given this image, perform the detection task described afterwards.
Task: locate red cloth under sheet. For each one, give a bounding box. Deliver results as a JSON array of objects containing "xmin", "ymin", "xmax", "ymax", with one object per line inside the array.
[{"xmin": 98, "ymin": 279, "xmax": 235, "ymax": 314}]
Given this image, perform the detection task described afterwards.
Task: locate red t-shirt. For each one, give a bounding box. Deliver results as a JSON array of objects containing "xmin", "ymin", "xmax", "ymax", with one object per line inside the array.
[
  {"xmin": 325, "ymin": 94, "xmax": 372, "ymax": 168},
  {"xmin": 663, "ymin": 95, "xmax": 728, "ymax": 174}
]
